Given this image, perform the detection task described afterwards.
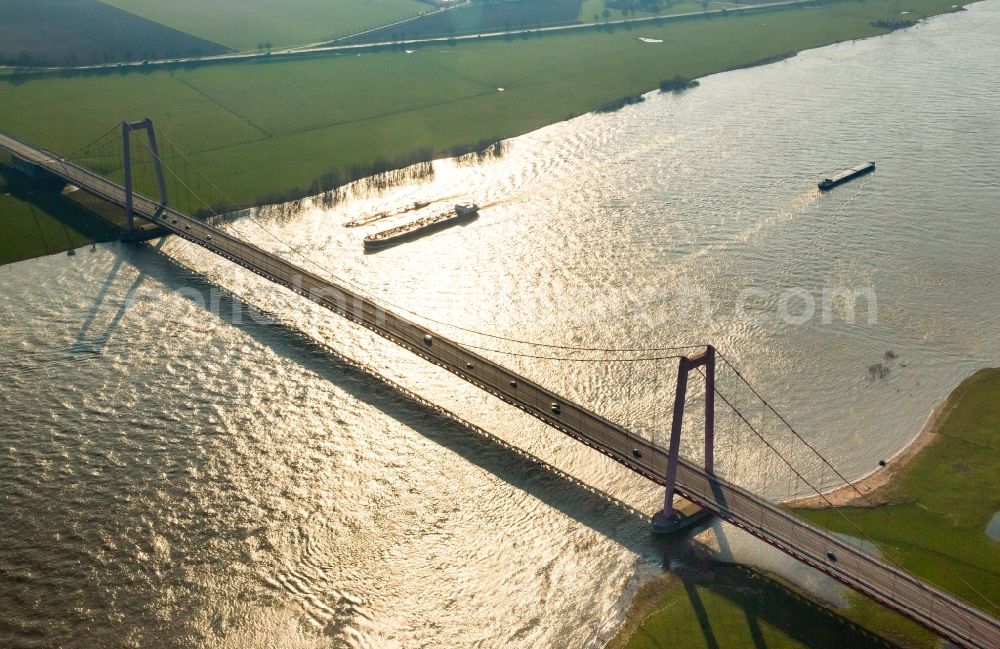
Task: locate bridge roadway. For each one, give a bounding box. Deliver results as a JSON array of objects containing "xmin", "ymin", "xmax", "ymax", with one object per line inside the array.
[{"xmin": 3, "ymin": 130, "xmax": 998, "ymax": 649}]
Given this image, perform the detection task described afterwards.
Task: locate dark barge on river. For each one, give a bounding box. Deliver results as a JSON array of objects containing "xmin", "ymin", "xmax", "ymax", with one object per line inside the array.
[
  {"xmin": 818, "ymin": 161, "xmax": 875, "ymax": 191},
  {"xmin": 364, "ymin": 202, "xmax": 479, "ymax": 250}
]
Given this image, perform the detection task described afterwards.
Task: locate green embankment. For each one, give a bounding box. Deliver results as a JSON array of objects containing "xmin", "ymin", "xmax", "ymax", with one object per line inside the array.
[
  {"xmin": 611, "ymin": 566, "xmax": 935, "ymax": 649},
  {"xmin": 0, "ymin": 156, "xmax": 122, "ymax": 265},
  {"xmin": 100, "ymin": 0, "xmax": 430, "ymax": 51},
  {"xmin": 613, "ymin": 368, "xmax": 1000, "ymax": 649}
]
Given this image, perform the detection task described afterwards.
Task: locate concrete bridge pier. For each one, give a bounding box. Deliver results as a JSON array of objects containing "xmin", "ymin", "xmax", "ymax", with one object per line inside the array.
[{"xmin": 652, "ymin": 345, "xmax": 715, "ymax": 534}]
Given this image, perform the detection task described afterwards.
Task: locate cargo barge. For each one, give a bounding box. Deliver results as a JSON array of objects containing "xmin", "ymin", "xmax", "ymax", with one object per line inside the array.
[
  {"xmin": 364, "ymin": 202, "xmax": 479, "ymax": 250},
  {"xmin": 818, "ymin": 161, "xmax": 875, "ymax": 190},
  {"xmin": 345, "ymin": 200, "xmax": 430, "ymax": 228}
]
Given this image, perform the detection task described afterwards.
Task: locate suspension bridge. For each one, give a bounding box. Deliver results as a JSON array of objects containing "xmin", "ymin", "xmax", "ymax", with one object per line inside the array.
[{"xmin": 2, "ymin": 122, "xmax": 998, "ymax": 649}]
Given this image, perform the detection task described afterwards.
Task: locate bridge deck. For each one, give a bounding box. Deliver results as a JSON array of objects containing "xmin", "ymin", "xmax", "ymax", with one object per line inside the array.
[{"xmin": 3, "ymin": 130, "xmax": 997, "ymax": 649}]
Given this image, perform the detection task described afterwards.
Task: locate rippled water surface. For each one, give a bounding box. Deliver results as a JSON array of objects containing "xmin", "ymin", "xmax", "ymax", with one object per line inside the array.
[{"xmin": 2, "ymin": 3, "xmax": 999, "ymax": 647}]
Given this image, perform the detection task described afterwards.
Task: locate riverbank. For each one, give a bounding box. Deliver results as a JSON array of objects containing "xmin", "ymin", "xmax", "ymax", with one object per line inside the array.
[
  {"xmin": 610, "ymin": 368, "xmax": 1000, "ymax": 648},
  {"xmin": 797, "ymin": 368, "xmax": 1000, "ymax": 608},
  {"xmin": 784, "ymin": 398, "xmax": 945, "ymax": 509},
  {"xmin": 0, "ymin": 0, "xmax": 973, "ymax": 269}
]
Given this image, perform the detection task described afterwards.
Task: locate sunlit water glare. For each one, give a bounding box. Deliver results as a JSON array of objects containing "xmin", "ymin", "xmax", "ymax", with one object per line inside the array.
[{"xmin": 1, "ymin": 3, "xmax": 998, "ymax": 646}]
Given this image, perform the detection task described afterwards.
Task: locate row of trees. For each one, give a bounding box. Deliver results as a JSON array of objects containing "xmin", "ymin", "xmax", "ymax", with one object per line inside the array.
[
  {"xmin": 2, "ymin": 47, "xmax": 208, "ymax": 69},
  {"xmin": 603, "ymin": 0, "xmax": 709, "ymax": 17}
]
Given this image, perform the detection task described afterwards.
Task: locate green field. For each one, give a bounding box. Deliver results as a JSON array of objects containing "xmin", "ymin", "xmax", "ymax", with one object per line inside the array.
[
  {"xmin": 613, "ymin": 368, "xmax": 1000, "ymax": 648},
  {"xmin": 101, "ymin": 0, "xmax": 432, "ymax": 51},
  {"xmin": 344, "ymin": 0, "xmax": 585, "ymax": 42},
  {"xmin": 0, "ymin": 0, "xmax": 965, "ymax": 221},
  {"xmin": 611, "ymin": 566, "xmax": 935, "ymax": 649},
  {"xmin": 0, "ymin": 157, "xmax": 122, "ymax": 265},
  {"xmin": 346, "ymin": 0, "xmax": 736, "ymax": 43},
  {"xmin": 0, "ymin": 0, "xmax": 228, "ymax": 67},
  {"xmin": 579, "ymin": 0, "xmax": 731, "ymax": 23}
]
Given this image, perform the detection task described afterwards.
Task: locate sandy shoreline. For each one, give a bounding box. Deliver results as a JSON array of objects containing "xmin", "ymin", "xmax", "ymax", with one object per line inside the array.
[{"xmin": 784, "ymin": 398, "xmax": 950, "ymax": 509}]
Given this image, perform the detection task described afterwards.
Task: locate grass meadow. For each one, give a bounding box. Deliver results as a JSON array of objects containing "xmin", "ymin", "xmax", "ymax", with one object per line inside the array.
[
  {"xmin": 610, "ymin": 567, "xmax": 936, "ymax": 649},
  {"xmin": 0, "ymin": 156, "xmax": 122, "ymax": 265},
  {"xmin": 578, "ymin": 0, "xmax": 733, "ymax": 23},
  {"xmin": 344, "ymin": 0, "xmax": 585, "ymax": 42},
  {"xmin": 0, "ymin": 0, "xmax": 227, "ymax": 66},
  {"xmin": 100, "ymin": 0, "xmax": 432, "ymax": 51}
]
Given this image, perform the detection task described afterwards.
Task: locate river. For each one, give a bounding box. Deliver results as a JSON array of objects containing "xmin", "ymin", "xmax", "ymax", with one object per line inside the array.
[{"xmin": 1, "ymin": 2, "xmax": 998, "ymax": 646}]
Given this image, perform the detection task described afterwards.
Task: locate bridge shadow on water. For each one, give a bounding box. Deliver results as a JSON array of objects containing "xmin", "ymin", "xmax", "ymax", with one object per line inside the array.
[
  {"xmin": 99, "ymin": 242, "xmax": 905, "ymax": 649},
  {"xmin": 70, "ymin": 238, "xmax": 168, "ymax": 355}
]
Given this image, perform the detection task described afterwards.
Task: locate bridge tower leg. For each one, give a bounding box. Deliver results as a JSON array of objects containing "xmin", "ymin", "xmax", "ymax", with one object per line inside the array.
[
  {"xmin": 652, "ymin": 345, "xmax": 715, "ymax": 534},
  {"xmin": 122, "ymin": 117, "xmax": 167, "ymax": 231}
]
